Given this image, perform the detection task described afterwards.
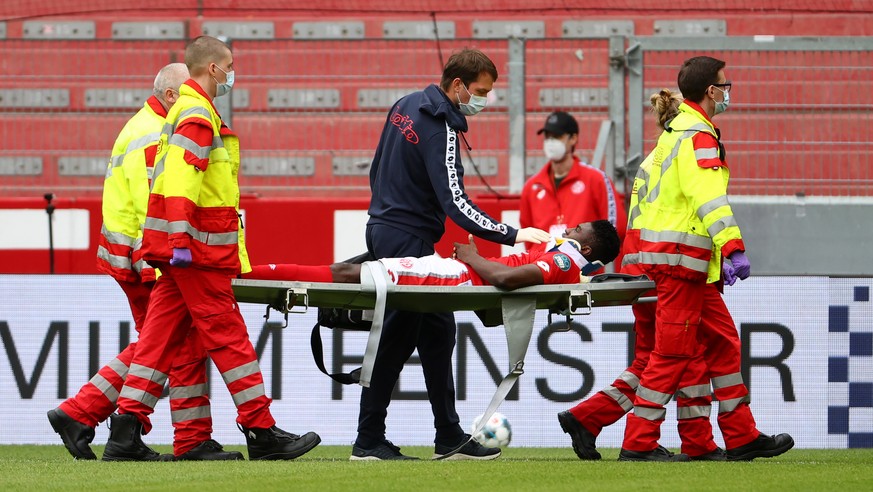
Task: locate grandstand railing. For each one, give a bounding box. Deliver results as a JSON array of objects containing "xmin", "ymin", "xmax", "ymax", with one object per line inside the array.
[
  {"xmin": 625, "ymin": 36, "xmax": 873, "ymax": 198},
  {"xmin": 1, "ymin": 34, "xmax": 871, "ymax": 198}
]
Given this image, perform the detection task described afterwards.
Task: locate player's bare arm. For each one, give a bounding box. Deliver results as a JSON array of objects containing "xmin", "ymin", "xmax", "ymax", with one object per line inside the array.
[
  {"xmin": 453, "ymin": 235, "xmax": 544, "ymax": 290},
  {"xmin": 329, "ymin": 262, "xmax": 363, "ymax": 283}
]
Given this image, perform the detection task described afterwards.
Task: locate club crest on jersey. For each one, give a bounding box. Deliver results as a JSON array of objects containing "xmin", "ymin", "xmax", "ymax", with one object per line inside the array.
[
  {"xmin": 399, "ymin": 258, "xmax": 414, "ymax": 269},
  {"xmin": 553, "ymin": 253, "xmax": 571, "ymax": 271}
]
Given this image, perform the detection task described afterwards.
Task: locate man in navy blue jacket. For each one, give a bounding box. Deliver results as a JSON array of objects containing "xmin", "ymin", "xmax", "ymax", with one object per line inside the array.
[{"xmin": 355, "ymin": 49, "xmax": 550, "ymax": 461}]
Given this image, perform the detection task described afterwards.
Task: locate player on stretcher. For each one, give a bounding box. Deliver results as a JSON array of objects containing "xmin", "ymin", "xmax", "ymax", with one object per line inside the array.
[{"xmin": 243, "ymin": 220, "xmax": 620, "ymax": 290}]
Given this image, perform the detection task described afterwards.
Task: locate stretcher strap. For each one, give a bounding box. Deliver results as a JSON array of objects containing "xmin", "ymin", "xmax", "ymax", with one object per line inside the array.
[
  {"xmin": 434, "ymin": 295, "xmax": 536, "ymax": 460},
  {"xmin": 358, "ymin": 261, "xmax": 389, "ymax": 388}
]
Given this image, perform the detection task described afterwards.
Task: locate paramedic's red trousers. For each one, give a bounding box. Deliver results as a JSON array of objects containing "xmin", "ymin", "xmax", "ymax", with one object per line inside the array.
[
  {"xmin": 59, "ymin": 277, "xmax": 213, "ymax": 455},
  {"xmin": 569, "ymin": 301, "xmax": 655, "ymax": 435},
  {"xmin": 623, "ymin": 274, "xmax": 758, "ymax": 452},
  {"xmin": 115, "ymin": 264, "xmax": 275, "ymax": 437}
]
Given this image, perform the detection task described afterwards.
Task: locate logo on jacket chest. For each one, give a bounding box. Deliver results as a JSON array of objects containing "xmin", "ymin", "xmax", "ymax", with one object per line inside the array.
[
  {"xmin": 391, "ymin": 108, "xmax": 419, "ymax": 144},
  {"xmin": 571, "ymin": 181, "xmax": 585, "ymax": 194}
]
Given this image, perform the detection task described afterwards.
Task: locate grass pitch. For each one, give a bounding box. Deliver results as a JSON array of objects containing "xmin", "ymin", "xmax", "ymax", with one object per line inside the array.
[{"xmin": 1, "ymin": 445, "xmax": 871, "ymax": 491}]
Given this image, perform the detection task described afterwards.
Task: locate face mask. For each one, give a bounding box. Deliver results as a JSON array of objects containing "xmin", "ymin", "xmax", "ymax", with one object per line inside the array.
[
  {"xmin": 457, "ymin": 83, "xmax": 487, "ymax": 116},
  {"xmin": 543, "ymin": 137, "xmax": 567, "ymax": 162},
  {"xmin": 213, "ymin": 65, "xmax": 235, "ymax": 97},
  {"xmin": 713, "ymin": 86, "xmax": 730, "ymax": 115}
]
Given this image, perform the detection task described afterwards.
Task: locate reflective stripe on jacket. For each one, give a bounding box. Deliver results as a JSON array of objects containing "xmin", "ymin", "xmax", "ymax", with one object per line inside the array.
[
  {"xmin": 630, "ymin": 102, "xmax": 744, "ymax": 283},
  {"xmin": 95, "ymin": 96, "xmax": 165, "ymax": 283},
  {"xmin": 142, "ymin": 80, "xmax": 250, "ymax": 274}
]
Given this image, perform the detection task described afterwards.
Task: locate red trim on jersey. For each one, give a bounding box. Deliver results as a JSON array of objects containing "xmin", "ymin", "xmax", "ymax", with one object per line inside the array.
[
  {"xmin": 145, "ymin": 95, "xmax": 168, "ymax": 118},
  {"xmin": 692, "ymin": 132, "xmax": 724, "ymax": 169},
  {"xmin": 184, "ymin": 79, "xmax": 220, "ymax": 116},
  {"xmin": 175, "ymin": 118, "xmax": 214, "ymax": 171}
]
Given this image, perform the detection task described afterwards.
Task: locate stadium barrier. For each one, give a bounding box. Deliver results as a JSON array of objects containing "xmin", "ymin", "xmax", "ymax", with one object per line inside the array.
[{"xmin": 1, "ymin": 274, "xmax": 870, "ymax": 448}]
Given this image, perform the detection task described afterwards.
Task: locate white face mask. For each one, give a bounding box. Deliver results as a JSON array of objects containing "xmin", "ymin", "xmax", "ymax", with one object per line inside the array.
[
  {"xmin": 543, "ymin": 137, "xmax": 567, "ymax": 162},
  {"xmin": 457, "ymin": 83, "xmax": 487, "ymax": 116},
  {"xmin": 713, "ymin": 86, "xmax": 730, "ymax": 115},
  {"xmin": 213, "ymin": 65, "xmax": 235, "ymax": 98}
]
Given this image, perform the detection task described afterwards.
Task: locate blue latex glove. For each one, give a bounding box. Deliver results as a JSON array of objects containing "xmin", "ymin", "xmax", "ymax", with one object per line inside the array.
[
  {"xmin": 169, "ymin": 247, "xmax": 192, "ymax": 268},
  {"xmin": 729, "ymin": 251, "xmax": 751, "ymax": 281},
  {"xmin": 722, "ymin": 260, "xmax": 738, "ymax": 286}
]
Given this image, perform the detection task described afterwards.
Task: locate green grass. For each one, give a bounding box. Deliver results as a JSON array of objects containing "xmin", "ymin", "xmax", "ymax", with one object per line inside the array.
[{"xmin": 1, "ymin": 446, "xmax": 872, "ymax": 491}]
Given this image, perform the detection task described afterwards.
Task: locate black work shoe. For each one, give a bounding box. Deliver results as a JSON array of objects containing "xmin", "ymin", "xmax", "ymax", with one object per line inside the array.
[
  {"xmin": 175, "ymin": 439, "xmax": 244, "ymax": 461},
  {"xmin": 557, "ymin": 411, "xmax": 601, "ymax": 461},
  {"xmin": 240, "ymin": 425, "xmax": 320, "ymax": 461},
  {"xmin": 619, "ymin": 446, "xmax": 691, "ymax": 462},
  {"xmin": 691, "ymin": 447, "xmax": 727, "ymax": 461},
  {"xmin": 433, "ymin": 434, "xmax": 501, "ymax": 461},
  {"xmin": 726, "ymin": 433, "xmax": 794, "ymax": 461},
  {"xmin": 102, "ymin": 413, "xmax": 168, "ymax": 462},
  {"xmin": 47, "ymin": 407, "xmax": 97, "ymax": 460},
  {"xmin": 350, "ymin": 440, "xmax": 419, "ymax": 461}
]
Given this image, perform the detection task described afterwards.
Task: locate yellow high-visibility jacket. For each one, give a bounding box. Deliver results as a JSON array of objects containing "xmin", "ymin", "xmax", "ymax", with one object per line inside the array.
[
  {"xmin": 627, "ymin": 101, "xmax": 745, "ymax": 283},
  {"xmin": 95, "ymin": 96, "xmax": 166, "ymax": 283},
  {"xmin": 142, "ymin": 80, "xmax": 250, "ymax": 275}
]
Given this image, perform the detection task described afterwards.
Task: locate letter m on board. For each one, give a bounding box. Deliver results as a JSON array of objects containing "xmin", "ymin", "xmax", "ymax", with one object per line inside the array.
[{"xmin": 0, "ymin": 321, "xmax": 68, "ymax": 398}]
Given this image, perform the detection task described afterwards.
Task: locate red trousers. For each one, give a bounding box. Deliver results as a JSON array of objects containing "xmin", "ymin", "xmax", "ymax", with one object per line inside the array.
[
  {"xmin": 115, "ymin": 264, "xmax": 275, "ymax": 440},
  {"xmin": 59, "ymin": 278, "xmax": 213, "ymax": 455},
  {"xmin": 623, "ymin": 274, "xmax": 758, "ymax": 452},
  {"xmin": 569, "ymin": 296, "xmax": 717, "ymax": 455},
  {"xmin": 569, "ymin": 301, "xmax": 654, "ymax": 436}
]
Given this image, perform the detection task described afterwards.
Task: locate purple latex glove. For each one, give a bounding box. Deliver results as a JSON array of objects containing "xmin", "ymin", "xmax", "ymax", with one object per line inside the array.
[
  {"xmin": 729, "ymin": 250, "xmax": 751, "ymax": 280},
  {"xmin": 169, "ymin": 247, "xmax": 192, "ymax": 268},
  {"xmin": 722, "ymin": 260, "xmax": 738, "ymax": 286}
]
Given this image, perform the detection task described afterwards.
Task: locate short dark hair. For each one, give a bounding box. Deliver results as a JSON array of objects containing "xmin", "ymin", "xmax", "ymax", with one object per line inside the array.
[
  {"xmin": 588, "ymin": 220, "xmax": 620, "ymax": 265},
  {"xmin": 677, "ymin": 56, "xmax": 726, "ymax": 103},
  {"xmin": 440, "ymin": 48, "xmax": 498, "ymax": 91},
  {"xmin": 185, "ymin": 36, "xmax": 231, "ymax": 75}
]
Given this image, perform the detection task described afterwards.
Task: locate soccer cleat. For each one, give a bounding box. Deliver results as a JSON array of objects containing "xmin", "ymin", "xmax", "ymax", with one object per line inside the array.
[
  {"xmin": 433, "ymin": 434, "xmax": 501, "ymax": 461},
  {"xmin": 240, "ymin": 425, "xmax": 320, "ymax": 461},
  {"xmin": 726, "ymin": 433, "xmax": 794, "ymax": 461},
  {"xmin": 557, "ymin": 411, "xmax": 601, "ymax": 461},
  {"xmin": 618, "ymin": 446, "xmax": 691, "ymax": 462},
  {"xmin": 47, "ymin": 407, "xmax": 97, "ymax": 460},
  {"xmin": 174, "ymin": 439, "xmax": 244, "ymax": 461},
  {"xmin": 350, "ymin": 440, "xmax": 419, "ymax": 461},
  {"xmin": 690, "ymin": 447, "xmax": 727, "ymax": 461},
  {"xmin": 102, "ymin": 413, "xmax": 170, "ymax": 462}
]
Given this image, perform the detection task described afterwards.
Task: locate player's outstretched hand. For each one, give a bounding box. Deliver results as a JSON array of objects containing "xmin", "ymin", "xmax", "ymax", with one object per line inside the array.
[
  {"xmin": 453, "ymin": 234, "xmax": 479, "ymax": 262},
  {"xmin": 515, "ymin": 227, "xmax": 551, "ymax": 244}
]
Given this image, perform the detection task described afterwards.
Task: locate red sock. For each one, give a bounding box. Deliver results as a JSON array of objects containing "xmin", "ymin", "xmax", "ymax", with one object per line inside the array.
[{"xmin": 244, "ymin": 264, "xmax": 333, "ymax": 282}]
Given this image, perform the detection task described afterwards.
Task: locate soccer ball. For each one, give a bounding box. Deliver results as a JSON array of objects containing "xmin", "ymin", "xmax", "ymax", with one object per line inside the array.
[{"xmin": 470, "ymin": 412, "xmax": 512, "ymax": 448}]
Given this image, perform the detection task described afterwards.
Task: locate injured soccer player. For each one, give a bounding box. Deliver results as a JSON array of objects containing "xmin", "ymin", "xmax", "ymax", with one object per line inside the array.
[{"xmin": 245, "ymin": 220, "xmax": 620, "ymax": 291}]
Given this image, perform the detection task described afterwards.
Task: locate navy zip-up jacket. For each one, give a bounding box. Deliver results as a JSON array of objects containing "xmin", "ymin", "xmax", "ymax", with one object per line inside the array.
[{"xmin": 367, "ymin": 84, "xmax": 518, "ymax": 246}]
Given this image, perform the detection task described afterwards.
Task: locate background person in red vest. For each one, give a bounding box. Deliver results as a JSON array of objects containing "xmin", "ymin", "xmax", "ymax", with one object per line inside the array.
[{"xmin": 520, "ymin": 111, "xmax": 627, "ymax": 272}]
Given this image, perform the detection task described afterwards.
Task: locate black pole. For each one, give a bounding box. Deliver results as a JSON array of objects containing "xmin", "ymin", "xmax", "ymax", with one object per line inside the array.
[{"xmin": 44, "ymin": 193, "xmax": 55, "ymax": 274}]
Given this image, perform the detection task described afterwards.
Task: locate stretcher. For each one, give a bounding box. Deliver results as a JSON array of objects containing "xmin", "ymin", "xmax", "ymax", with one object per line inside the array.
[{"xmin": 231, "ymin": 263, "xmax": 653, "ymax": 459}]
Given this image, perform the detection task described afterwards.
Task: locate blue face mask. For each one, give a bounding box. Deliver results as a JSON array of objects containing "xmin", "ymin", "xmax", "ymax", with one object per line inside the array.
[
  {"xmin": 713, "ymin": 86, "xmax": 730, "ymax": 115},
  {"xmin": 457, "ymin": 83, "xmax": 487, "ymax": 116},
  {"xmin": 213, "ymin": 65, "xmax": 235, "ymax": 98}
]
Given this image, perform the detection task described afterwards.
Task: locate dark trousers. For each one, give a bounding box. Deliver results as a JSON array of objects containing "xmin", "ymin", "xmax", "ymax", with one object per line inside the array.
[{"xmin": 356, "ymin": 224, "xmax": 464, "ymax": 447}]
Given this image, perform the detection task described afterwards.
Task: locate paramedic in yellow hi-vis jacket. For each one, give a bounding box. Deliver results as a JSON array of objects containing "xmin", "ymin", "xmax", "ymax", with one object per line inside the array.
[
  {"xmin": 618, "ymin": 56, "xmax": 794, "ymax": 462},
  {"xmin": 49, "ymin": 63, "xmax": 243, "ymax": 462},
  {"xmin": 104, "ymin": 36, "xmax": 320, "ymax": 462}
]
